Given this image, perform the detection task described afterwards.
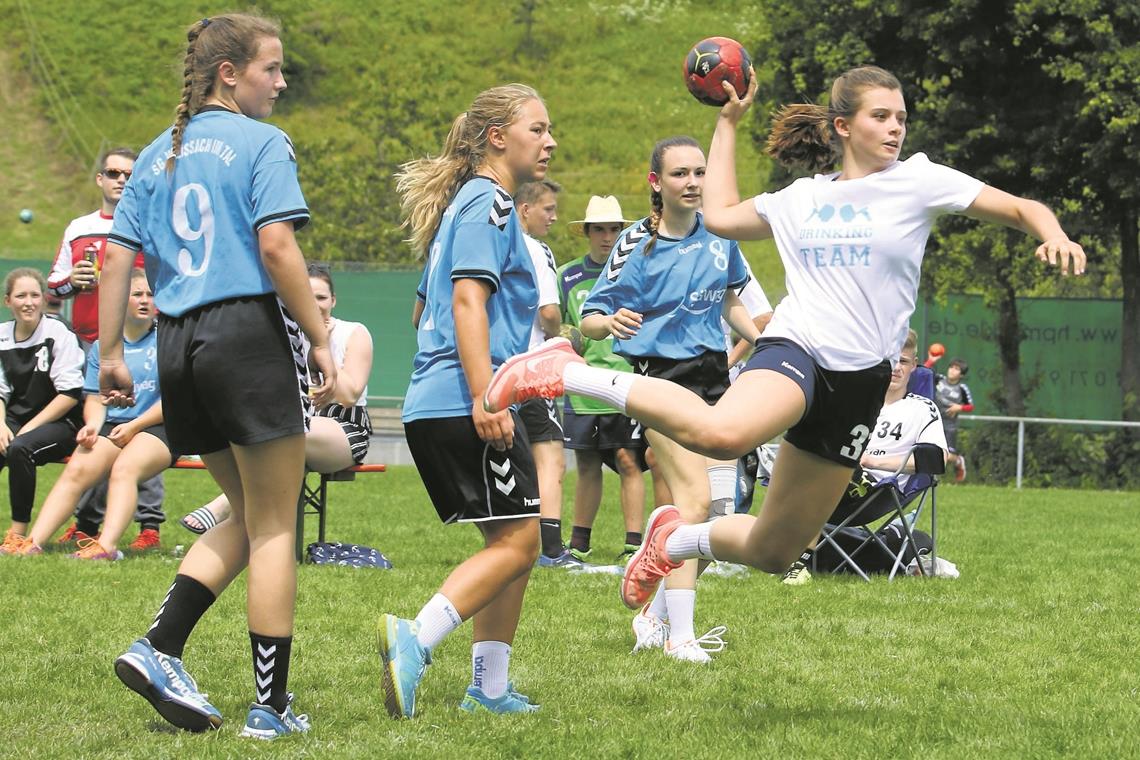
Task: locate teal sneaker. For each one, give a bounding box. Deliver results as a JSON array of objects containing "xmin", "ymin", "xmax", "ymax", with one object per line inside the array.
[
  {"xmin": 568, "ymin": 547, "xmax": 591, "ymax": 563},
  {"xmin": 377, "ymin": 614, "xmax": 430, "ymax": 719},
  {"xmin": 240, "ymin": 692, "xmax": 311, "ymax": 739},
  {"xmin": 114, "ymin": 638, "xmax": 222, "ymax": 732},
  {"xmin": 459, "ymin": 685, "xmax": 539, "ymax": 714}
]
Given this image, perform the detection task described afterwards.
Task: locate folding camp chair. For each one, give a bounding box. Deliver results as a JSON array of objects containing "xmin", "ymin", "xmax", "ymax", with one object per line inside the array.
[
  {"xmin": 811, "ymin": 365, "xmax": 943, "ymax": 580},
  {"xmin": 812, "ymin": 441, "xmax": 945, "ymax": 580}
]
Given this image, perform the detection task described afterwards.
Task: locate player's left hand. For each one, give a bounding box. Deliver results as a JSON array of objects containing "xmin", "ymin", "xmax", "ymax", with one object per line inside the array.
[
  {"xmin": 472, "ymin": 399, "xmax": 513, "ymax": 451},
  {"xmin": 100, "ymin": 360, "xmax": 136, "ymax": 408},
  {"xmin": 108, "ymin": 423, "xmax": 136, "ymax": 448},
  {"xmin": 307, "ymin": 344, "xmax": 338, "ymax": 409},
  {"xmin": 1035, "ymin": 237, "xmax": 1086, "ymax": 277},
  {"xmin": 719, "ymin": 66, "xmax": 758, "ymax": 126}
]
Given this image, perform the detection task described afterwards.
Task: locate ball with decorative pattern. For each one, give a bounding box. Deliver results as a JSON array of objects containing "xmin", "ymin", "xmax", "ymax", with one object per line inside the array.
[{"xmin": 683, "ymin": 37, "xmax": 752, "ymax": 106}]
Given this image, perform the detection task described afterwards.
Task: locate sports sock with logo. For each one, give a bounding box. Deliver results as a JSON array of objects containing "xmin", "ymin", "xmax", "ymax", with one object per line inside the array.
[
  {"xmin": 249, "ymin": 632, "xmax": 292, "ymax": 713},
  {"xmin": 539, "ymin": 518, "xmax": 563, "ymax": 557},
  {"xmin": 665, "ymin": 522, "xmax": 716, "ymax": 562},
  {"xmin": 146, "ymin": 574, "xmax": 216, "ymax": 659},
  {"xmin": 415, "ymin": 593, "xmax": 462, "ymax": 652},
  {"xmin": 471, "ymin": 640, "xmax": 511, "ymax": 699},
  {"xmin": 563, "ymin": 363, "xmax": 635, "ymax": 412}
]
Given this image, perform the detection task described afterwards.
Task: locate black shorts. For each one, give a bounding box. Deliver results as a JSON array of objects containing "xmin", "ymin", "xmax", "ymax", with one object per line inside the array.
[
  {"xmin": 632, "ymin": 350, "xmax": 729, "ymax": 405},
  {"xmin": 404, "ymin": 410, "xmax": 540, "ymax": 524},
  {"xmin": 518, "ymin": 397, "xmax": 563, "ymax": 444},
  {"xmin": 562, "ymin": 410, "xmax": 648, "ymax": 473},
  {"xmin": 98, "ymin": 421, "xmax": 179, "ymax": 465},
  {"xmin": 158, "ymin": 295, "xmax": 310, "ymax": 456},
  {"xmin": 317, "ymin": 403, "xmax": 372, "ymax": 465},
  {"xmin": 741, "ymin": 338, "xmax": 891, "ymax": 467}
]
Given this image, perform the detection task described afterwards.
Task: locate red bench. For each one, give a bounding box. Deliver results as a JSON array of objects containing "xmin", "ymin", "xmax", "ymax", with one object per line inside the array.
[{"xmin": 172, "ymin": 458, "xmax": 387, "ymax": 561}]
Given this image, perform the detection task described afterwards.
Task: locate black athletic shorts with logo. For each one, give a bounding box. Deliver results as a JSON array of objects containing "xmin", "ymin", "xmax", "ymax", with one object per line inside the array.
[
  {"xmin": 518, "ymin": 397, "xmax": 563, "ymax": 444},
  {"xmin": 404, "ymin": 409, "xmax": 540, "ymax": 524},
  {"xmin": 741, "ymin": 337, "xmax": 891, "ymax": 467},
  {"xmin": 158, "ymin": 294, "xmax": 311, "ymax": 456},
  {"xmin": 98, "ymin": 421, "xmax": 180, "ymax": 465},
  {"xmin": 632, "ymin": 350, "xmax": 730, "ymax": 405}
]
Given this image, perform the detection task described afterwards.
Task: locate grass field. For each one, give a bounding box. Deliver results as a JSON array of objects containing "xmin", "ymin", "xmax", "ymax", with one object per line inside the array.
[{"xmin": 2, "ymin": 465, "xmax": 1137, "ymax": 758}]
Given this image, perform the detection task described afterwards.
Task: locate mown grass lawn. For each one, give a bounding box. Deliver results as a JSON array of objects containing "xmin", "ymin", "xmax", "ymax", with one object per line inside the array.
[{"xmin": 2, "ymin": 465, "xmax": 1137, "ymax": 758}]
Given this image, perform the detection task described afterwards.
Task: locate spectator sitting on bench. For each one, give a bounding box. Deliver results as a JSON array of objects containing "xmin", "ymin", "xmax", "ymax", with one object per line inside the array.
[
  {"xmin": 9, "ymin": 269, "xmax": 174, "ymax": 559},
  {"xmin": 180, "ymin": 263, "xmax": 374, "ymax": 535},
  {"xmin": 779, "ymin": 328, "xmax": 948, "ymax": 585},
  {"xmin": 0, "ymin": 268, "xmax": 85, "ymax": 552}
]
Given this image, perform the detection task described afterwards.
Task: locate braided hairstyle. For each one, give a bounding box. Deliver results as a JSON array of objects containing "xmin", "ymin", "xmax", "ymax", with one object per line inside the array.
[
  {"xmin": 167, "ymin": 13, "xmax": 281, "ymax": 173},
  {"xmin": 765, "ymin": 65, "xmax": 902, "ymax": 173},
  {"xmin": 644, "ymin": 135, "xmax": 701, "ymax": 256},
  {"xmin": 396, "ymin": 84, "xmax": 542, "ymax": 258}
]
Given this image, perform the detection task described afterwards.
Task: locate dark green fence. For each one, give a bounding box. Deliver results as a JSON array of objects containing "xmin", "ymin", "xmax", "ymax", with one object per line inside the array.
[{"xmin": 3, "ymin": 258, "xmax": 1126, "ymax": 418}]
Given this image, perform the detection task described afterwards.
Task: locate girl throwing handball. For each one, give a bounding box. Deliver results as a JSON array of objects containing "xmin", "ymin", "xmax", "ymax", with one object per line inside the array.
[
  {"xmin": 380, "ymin": 83, "xmax": 556, "ymax": 719},
  {"xmin": 485, "ymin": 65, "xmax": 1084, "ymax": 613},
  {"xmin": 99, "ymin": 13, "xmax": 335, "ymax": 739}
]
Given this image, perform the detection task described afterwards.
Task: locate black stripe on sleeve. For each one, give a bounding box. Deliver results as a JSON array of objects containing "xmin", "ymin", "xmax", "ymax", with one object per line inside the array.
[
  {"xmin": 255, "ymin": 209, "xmax": 311, "ymax": 232},
  {"xmin": 452, "ymin": 269, "xmax": 500, "ymax": 293},
  {"xmin": 107, "ymin": 233, "xmax": 142, "ymax": 252}
]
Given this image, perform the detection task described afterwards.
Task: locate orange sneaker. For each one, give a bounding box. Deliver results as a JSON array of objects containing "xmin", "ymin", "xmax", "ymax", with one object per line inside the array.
[
  {"xmin": 483, "ymin": 338, "xmax": 584, "ymax": 414},
  {"xmin": 71, "ymin": 537, "xmax": 123, "ymax": 561},
  {"xmin": 621, "ymin": 506, "xmax": 685, "ymax": 610},
  {"xmin": 57, "ymin": 523, "xmax": 96, "ymax": 546},
  {"xmin": 13, "ymin": 538, "xmax": 43, "ymax": 556},
  {"xmin": 1, "ymin": 528, "xmax": 27, "ymax": 555},
  {"xmin": 128, "ymin": 528, "xmax": 161, "ymax": 552}
]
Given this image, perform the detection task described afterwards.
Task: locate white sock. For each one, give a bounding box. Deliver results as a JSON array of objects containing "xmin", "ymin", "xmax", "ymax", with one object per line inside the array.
[
  {"xmin": 647, "ymin": 586, "xmax": 668, "ymax": 620},
  {"xmin": 707, "ymin": 464, "xmax": 737, "ymax": 518},
  {"xmin": 665, "ymin": 588, "xmax": 696, "ymax": 643},
  {"xmin": 472, "ymin": 640, "xmax": 511, "ymax": 699},
  {"xmin": 563, "ymin": 363, "xmax": 635, "ymax": 412},
  {"xmin": 666, "ymin": 522, "xmax": 717, "ymax": 561},
  {"xmin": 414, "ymin": 593, "xmax": 462, "ymax": 652}
]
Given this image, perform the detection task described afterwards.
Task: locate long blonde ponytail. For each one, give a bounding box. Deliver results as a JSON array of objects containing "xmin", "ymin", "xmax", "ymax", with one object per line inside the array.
[{"xmin": 396, "ymin": 84, "xmax": 542, "ymax": 258}]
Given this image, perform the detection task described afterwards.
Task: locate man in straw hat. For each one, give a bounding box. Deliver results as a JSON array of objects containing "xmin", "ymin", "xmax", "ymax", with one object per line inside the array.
[{"xmin": 556, "ymin": 196, "xmax": 649, "ymax": 566}]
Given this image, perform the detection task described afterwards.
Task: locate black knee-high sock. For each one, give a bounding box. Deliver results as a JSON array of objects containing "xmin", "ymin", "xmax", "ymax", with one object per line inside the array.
[
  {"xmin": 251, "ymin": 632, "xmax": 293, "ymax": 713},
  {"xmin": 147, "ymin": 574, "xmax": 217, "ymax": 659},
  {"xmin": 539, "ymin": 518, "xmax": 563, "ymax": 557}
]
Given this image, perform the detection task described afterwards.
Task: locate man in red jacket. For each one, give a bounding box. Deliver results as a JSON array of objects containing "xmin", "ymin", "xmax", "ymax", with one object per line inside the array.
[{"xmin": 46, "ymin": 148, "xmax": 165, "ymax": 549}]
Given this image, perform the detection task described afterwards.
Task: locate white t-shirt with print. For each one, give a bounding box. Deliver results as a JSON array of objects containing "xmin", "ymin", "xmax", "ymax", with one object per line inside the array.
[
  {"xmin": 524, "ymin": 233, "xmax": 560, "ymax": 349},
  {"xmin": 753, "ymin": 153, "xmax": 984, "ymax": 370},
  {"xmin": 863, "ymin": 393, "xmax": 947, "ymax": 491}
]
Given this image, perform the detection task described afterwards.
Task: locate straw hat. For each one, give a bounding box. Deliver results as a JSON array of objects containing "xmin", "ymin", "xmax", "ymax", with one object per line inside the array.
[{"xmin": 567, "ymin": 195, "xmax": 631, "ymax": 233}]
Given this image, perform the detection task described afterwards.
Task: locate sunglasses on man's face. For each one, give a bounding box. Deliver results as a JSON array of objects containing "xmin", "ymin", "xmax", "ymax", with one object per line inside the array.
[{"xmin": 101, "ymin": 169, "xmax": 132, "ymax": 180}]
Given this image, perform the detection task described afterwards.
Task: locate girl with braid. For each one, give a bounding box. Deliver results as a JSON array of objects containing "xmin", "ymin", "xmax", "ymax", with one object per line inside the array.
[
  {"xmin": 577, "ymin": 136, "xmax": 759, "ymax": 662},
  {"xmin": 486, "ymin": 65, "xmax": 1084, "ymax": 617},
  {"xmin": 99, "ymin": 13, "xmax": 335, "ymax": 739},
  {"xmin": 380, "ymin": 84, "xmax": 555, "ymax": 719}
]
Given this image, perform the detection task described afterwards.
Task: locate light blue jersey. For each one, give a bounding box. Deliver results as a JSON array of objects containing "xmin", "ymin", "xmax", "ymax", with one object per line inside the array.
[
  {"xmin": 109, "ymin": 107, "xmax": 309, "ymax": 317},
  {"xmin": 584, "ymin": 214, "xmax": 749, "ymax": 360},
  {"xmin": 403, "ymin": 178, "xmax": 537, "ymax": 421},
  {"xmin": 84, "ymin": 326, "xmax": 161, "ymax": 424}
]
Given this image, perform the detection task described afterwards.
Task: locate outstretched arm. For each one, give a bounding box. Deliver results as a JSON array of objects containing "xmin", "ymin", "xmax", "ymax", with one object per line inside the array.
[
  {"xmin": 703, "ymin": 72, "xmax": 774, "ymax": 242},
  {"xmin": 964, "ymin": 187, "xmax": 1086, "ymax": 276}
]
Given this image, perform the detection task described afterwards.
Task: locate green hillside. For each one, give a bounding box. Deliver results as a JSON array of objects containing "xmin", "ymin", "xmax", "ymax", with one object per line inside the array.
[{"xmin": 0, "ymin": 0, "xmax": 786, "ymax": 296}]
